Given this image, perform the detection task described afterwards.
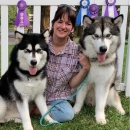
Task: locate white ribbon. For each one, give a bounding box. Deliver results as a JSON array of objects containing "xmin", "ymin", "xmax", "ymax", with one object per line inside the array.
[
  {"xmin": 108, "ymin": 6, "xmax": 114, "ymax": 18},
  {"xmin": 81, "ymin": 8, "xmax": 87, "ymax": 25}
]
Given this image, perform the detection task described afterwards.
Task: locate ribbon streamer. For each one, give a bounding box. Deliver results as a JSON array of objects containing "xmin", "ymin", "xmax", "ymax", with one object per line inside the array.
[
  {"xmin": 104, "ymin": 0, "xmax": 118, "ymax": 18},
  {"xmin": 89, "ymin": 4, "xmax": 99, "ymax": 18},
  {"xmin": 14, "ymin": 0, "xmax": 29, "ymax": 27},
  {"xmin": 76, "ymin": 0, "xmax": 90, "ymax": 25}
]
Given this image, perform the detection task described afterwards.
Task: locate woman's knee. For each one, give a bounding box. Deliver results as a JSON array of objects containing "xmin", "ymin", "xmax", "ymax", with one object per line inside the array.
[
  {"xmin": 63, "ymin": 107, "xmax": 74, "ymax": 121},
  {"xmin": 51, "ymin": 107, "xmax": 74, "ymax": 122},
  {"xmin": 50, "ymin": 101, "xmax": 74, "ymax": 122}
]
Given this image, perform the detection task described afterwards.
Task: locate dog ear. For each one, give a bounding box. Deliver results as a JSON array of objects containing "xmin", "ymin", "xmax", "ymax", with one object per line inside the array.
[
  {"xmin": 83, "ymin": 15, "xmax": 94, "ymax": 30},
  {"xmin": 42, "ymin": 29, "xmax": 49, "ymax": 43},
  {"xmin": 15, "ymin": 31, "xmax": 23, "ymax": 44},
  {"xmin": 112, "ymin": 14, "xmax": 123, "ymax": 28}
]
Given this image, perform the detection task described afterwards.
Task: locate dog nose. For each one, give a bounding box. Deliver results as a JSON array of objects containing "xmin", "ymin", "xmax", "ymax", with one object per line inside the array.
[
  {"xmin": 30, "ymin": 60, "xmax": 37, "ymax": 66},
  {"xmin": 100, "ymin": 46, "xmax": 107, "ymax": 53}
]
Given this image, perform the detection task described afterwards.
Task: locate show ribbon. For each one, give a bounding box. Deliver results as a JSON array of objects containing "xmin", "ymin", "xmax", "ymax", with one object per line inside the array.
[
  {"xmin": 14, "ymin": 0, "xmax": 29, "ymax": 27},
  {"xmin": 76, "ymin": 0, "xmax": 90, "ymax": 25},
  {"xmin": 89, "ymin": 4, "xmax": 99, "ymax": 18},
  {"xmin": 104, "ymin": 0, "xmax": 118, "ymax": 18}
]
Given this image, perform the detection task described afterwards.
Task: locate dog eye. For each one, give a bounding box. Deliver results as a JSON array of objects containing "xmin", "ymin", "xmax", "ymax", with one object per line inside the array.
[
  {"xmin": 24, "ymin": 49, "xmax": 31, "ymax": 53},
  {"xmin": 36, "ymin": 49, "xmax": 42, "ymax": 53},
  {"xmin": 106, "ymin": 34, "xmax": 111, "ymax": 38},
  {"xmin": 94, "ymin": 34, "xmax": 99, "ymax": 38}
]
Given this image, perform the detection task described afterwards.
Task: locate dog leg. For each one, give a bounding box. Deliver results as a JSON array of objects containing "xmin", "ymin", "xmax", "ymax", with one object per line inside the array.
[
  {"xmin": 95, "ymin": 85, "xmax": 110, "ymax": 124},
  {"xmin": 107, "ymin": 87, "xmax": 125, "ymax": 115},
  {"xmin": 85, "ymin": 87, "xmax": 95, "ymax": 106},
  {"xmin": 16, "ymin": 99, "xmax": 33, "ymax": 130},
  {"xmin": 34, "ymin": 94, "xmax": 56, "ymax": 123},
  {"xmin": 73, "ymin": 84, "xmax": 88, "ymax": 114},
  {"xmin": 0, "ymin": 96, "xmax": 7, "ymax": 123}
]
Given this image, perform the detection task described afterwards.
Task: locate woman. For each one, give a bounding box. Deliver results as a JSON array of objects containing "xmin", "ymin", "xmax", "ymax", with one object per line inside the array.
[{"xmin": 33, "ymin": 4, "xmax": 90, "ymax": 122}]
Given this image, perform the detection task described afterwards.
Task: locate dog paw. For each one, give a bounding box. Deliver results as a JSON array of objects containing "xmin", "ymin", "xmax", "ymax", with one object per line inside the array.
[
  {"xmin": 95, "ymin": 113, "xmax": 106, "ymax": 125},
  {"xmin": 48, "ymin": 118, "xmax": 57, "ymax": 123},
  {"xmin": 96, "ymin": 118, "xmax": 106, "ymax": 125},
  {"xmin": 14, "ymin": 118, "xmax": 22, "ymax": 123},
  {"xmin": 117, "ymin": 108, "xmax": 125, "ymax": 115},
  {"xmin": 24, "ymin": 128, "xmax": 33, "ymax": 130},
  {"xmin": 45, "ymin": 116, "xmax": 57, "ymax": 123},
  {"xmin": 24, "ymin": 126, "xmax": 33, "ymax": 130},
  {"xmin": 49, "ymin": 119, "xmax": 58, "ymax": 123},
  {"xmin": 73, "ymin": 106, "xmax": 81, "ymax": 114}
]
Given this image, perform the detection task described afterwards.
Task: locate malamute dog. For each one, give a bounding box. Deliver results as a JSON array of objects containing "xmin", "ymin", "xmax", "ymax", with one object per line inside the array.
[
  {"xmin": 0, "ymin": 30, "xmax": 55, "ymax": 130},
  {"xmin": 73, "ymin": 15, "xmax": 125, "ymax": 124}
]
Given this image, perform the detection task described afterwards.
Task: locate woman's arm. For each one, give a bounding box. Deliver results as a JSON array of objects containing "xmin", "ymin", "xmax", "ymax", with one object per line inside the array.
[{"xmin": 69, "ymin": 53, "xmax": 90, "ymax": 88}]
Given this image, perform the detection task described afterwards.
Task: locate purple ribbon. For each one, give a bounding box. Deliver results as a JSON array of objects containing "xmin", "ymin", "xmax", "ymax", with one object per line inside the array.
[
  {"xmin": 104, "ymin": 0, "xmax": 118, "ymax": 18},
  {"xmin": 14, "ymin": 0, "xmax": 29, "ymax": 27},
  {"xmin": 89, "ymin": 4, "xmax": 99, "ymax": 18}
]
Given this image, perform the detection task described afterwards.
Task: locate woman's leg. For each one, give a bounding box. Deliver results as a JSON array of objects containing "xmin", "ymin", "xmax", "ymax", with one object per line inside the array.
[{"xmin": 49, "ymin": 100, "xmax": 74, "ymax": 122}]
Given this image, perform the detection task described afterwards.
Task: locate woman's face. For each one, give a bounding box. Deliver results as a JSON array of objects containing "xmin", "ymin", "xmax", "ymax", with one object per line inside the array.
[{"xmin": 53, "ymin": 13, "xmax": 73, "ymax": 39}]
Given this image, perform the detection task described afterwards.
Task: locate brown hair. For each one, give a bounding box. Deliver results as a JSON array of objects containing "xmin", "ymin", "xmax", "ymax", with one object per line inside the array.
[{"xmin": 50, "ymin": 5, "xmax": 77, "ymax": 41}]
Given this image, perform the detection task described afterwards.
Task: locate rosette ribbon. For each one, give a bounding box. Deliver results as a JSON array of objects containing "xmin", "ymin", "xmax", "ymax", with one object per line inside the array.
[
  {"xmin": 89, "ymin": 4, "xmax": 99, "ymax": 18},
  {"xmin": 76, "ymin": 0, "xmax": 90, "ymax": 25},
  {"xmin": 14, "ymin": 0, "xmax": 29, "ymax": 27},
  {"xmin": 104, "ymin": 0, "xmax": 118, "ymax": 18}
]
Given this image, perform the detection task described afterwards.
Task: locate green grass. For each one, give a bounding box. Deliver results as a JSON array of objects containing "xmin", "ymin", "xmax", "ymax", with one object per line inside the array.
[
  {"xmin": 0, "ymin": 45, "xmax": 129, "ymax": 130},
  {"xmin": 0, "ymin": 92, "xmax": 129, "ymax": 130}
]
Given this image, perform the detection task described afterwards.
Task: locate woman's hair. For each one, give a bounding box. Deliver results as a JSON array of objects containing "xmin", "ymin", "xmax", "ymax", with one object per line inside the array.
[{"xmin": 50, "ymin": 5, "xmax": 77, "ymax": 40}]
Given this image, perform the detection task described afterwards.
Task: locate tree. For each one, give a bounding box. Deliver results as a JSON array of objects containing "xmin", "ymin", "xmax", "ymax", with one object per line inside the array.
[
  {"xmin": 8, "ymin": 6, "xmax": 17, "ymax": 25},
  {"xmin": 40, "ymin": 6, "xmax": 50, "ymax": 32}
]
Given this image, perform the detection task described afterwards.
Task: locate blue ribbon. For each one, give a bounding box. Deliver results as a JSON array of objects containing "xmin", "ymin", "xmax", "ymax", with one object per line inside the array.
[{"xmin": 76, "ymin": 0, "xmax": 90, "ymax": 25}]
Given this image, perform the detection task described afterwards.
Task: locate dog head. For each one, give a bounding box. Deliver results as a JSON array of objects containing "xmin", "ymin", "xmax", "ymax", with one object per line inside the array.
[
  {"xmin": 80, "ymin": 15, "xmax": 123, "ymax": 62},
  {"xmin": 11, "ymin": 29, "xmax": 49, "ymax": 76}
]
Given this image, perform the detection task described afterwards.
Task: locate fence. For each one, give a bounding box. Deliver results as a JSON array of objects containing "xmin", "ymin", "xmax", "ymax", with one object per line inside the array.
[{"xmin": 0, "ymin": 0, "xmax": 130, "ymax": 97}]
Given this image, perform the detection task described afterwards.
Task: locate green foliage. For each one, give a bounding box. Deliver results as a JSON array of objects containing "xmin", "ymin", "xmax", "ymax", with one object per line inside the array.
[{"xmin": 8, "ymin": 6, "xmax": 17, "ymax": 25}]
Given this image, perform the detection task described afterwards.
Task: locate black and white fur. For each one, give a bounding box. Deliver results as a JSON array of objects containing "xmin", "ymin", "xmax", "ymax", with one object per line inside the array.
[
  {"xmin": 73, "ymin": 15, "xmax": 125, "ymax": 124},
  {"xmin": 0, "ymin": 30, "xmax": 55, "ymax": 130}
]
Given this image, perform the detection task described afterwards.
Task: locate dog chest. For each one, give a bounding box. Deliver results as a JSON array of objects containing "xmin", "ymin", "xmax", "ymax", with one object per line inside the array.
[
  {"xmin": 88, "ymin": 63, "xmax": 115, "ymax": 83},
  {"xmin": 13, "ymin": 78, "xmax": 47, "ymax": 100}
]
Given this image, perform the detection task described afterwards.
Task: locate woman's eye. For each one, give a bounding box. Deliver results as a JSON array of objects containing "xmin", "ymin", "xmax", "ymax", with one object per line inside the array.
[
  {"xmin": 67, "ymin": 23, "xmax": 72, "ymax": 26},
  {"xmin": 66, "ymin": 22, "xmax": 72, "ymax": 25},
  {"xmin": 57, "ymin": 21, "xmax": 62, "ymax": 23}
]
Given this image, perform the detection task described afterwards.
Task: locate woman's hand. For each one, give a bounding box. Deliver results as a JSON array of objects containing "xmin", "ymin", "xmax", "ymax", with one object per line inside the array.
[
  {"xmin": 69, "ymin": 53, "xmax": 91, "ymax": 88},
  {"xmin": 78, "ymin": 53, "xmax": 91, "ymax": 72}
]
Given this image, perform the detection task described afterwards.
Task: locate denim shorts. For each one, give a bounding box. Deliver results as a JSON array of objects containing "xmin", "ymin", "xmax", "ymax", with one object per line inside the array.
[{"xmin": 48, "ymin": 100, "xmax": 74, "ymax": 122}]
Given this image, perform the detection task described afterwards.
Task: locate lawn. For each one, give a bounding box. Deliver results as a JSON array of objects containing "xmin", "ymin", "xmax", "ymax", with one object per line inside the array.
[{"xmin": 0, "ymin": 45, "xmax": 129, "ymax": 130}]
